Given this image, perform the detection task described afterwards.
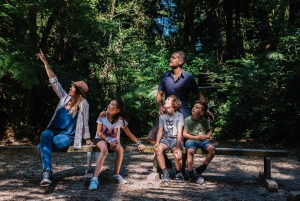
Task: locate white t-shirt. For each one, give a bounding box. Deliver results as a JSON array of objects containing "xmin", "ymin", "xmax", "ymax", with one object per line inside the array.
[
  {"xmin": 159, "ymin": 112, "xmax": 184, "ymax": 138},
  {"xmin": 94, "ymin": 111, "xmax": 128, "ymax": 141}
]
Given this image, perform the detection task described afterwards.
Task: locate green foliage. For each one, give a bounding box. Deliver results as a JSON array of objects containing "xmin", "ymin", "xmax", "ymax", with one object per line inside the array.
[
  {"xmin": 0, "ymin": 0, "xmax": 299, "ymax": 147},
  {"xmin": 208, "ymin": 34, "xmax": 300, "ymax": 145},
  {"xmin": 118, "ymin": 85, "xmax": 158, "ymax": 137}
]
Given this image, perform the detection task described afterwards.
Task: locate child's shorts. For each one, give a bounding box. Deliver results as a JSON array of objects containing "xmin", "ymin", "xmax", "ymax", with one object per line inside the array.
[
  {"xmin": 185, "ymin": 140, "xmax": 211, "ymax": 152},
  {"xmin": 160, "ymin": 137, "xmax": 183, "ymax": 152},
  {"xmin": 93, "ymin": 138, "xmax": 116, "ymax": 153}
]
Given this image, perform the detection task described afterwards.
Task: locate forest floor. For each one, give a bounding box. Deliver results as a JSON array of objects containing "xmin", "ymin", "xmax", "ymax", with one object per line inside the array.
[{"xmin": 0, "ymin": 136, "xmax": 299, "ymax": 201}]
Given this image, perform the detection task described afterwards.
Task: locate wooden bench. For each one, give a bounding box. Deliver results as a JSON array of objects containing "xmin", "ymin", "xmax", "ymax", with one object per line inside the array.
[
  {"xmin": 143, "ymin": 146, "xmax": 288, "ymax": 192},
  {"xmin": 0, "ymin": 145, "xmax": 99, "ymax": 185},
  {"xmin": 0, "ymin": 145, "xmax": 288, "ymax": 191}
]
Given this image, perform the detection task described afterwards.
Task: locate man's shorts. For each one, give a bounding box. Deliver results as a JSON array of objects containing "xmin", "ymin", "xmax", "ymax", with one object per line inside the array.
[
  {"xmin": 160, "ymin": 137, "xmax": 183, "ymax": 152},
  {"xmin": 148, "ymin": 119, "xmax": 159, "ymax": 140},
  {"xmin": 185, "ymin": 140, "xmax": 211, "ymax": 152}
]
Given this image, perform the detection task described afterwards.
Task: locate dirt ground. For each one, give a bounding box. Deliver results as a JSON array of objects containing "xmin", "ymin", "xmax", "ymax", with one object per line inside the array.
[{"xmin": 0, "ymin": 139, "xmax": 299, "ymax": 201}]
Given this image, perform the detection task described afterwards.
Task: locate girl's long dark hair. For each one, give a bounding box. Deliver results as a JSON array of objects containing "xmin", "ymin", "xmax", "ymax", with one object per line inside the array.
[{"xmin": 111, "ymin": 98, "xmax": 126, "ymax": 126}]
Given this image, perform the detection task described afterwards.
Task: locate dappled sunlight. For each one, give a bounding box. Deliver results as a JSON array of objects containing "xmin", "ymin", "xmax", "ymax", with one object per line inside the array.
[{"xmin": 0, "ymin": 147, "xmax": 299, "ymax": 200}]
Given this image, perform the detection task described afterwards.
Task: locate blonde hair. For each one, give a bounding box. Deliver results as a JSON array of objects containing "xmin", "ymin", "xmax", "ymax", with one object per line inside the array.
[{"xmin": 69, "ymin": 90, "xmax": 84, "ymax": 117}]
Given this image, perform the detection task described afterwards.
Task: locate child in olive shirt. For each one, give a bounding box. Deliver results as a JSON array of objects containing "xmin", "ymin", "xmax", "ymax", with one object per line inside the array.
[{"xmin": 183, "ymin": 101, "xmax": 215, "ymax": 184}]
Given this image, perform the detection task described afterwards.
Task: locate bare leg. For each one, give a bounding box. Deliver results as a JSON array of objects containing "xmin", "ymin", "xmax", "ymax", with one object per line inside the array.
[
  {"xmin": 187, "ymin": 148, "xmax": 195, "ymax": 171},
  {"xmin": 155, "ymin": 143, "xmax": 168, "ymax": 169},
  {"xmin": 111, "ymin": 143, "xmax": 124, "ymax": 174},
  {"xmin": 204, "ymin": 145, "xmax": 215, "ymax": 165},
  {"xmin": 93, "ymin": 141, "xmax": 109, "ymax": 177}
]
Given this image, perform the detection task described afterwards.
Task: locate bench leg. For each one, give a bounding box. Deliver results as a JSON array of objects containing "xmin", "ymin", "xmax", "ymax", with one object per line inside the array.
[
  {"xmin": 259, "ymin": 157, "xmax": 278, "ymax": 192},
  {"xmin": 264, "ymin": 157, "xmax": 271, "ymax": 178},
  {"xmin": 147, "ymin": 153, "xmax": 160, "ymax": 184},
  {"xmin": 287, "ymin": 191, "xmax": 300, "ymax": 201},
  {"xmin": 84, "ymin": 152, "xmax": 93, "ymax": 186}
]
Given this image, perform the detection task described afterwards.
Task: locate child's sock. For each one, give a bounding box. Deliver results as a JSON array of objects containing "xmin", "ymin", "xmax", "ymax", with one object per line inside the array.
[
  {"xmin": 195, "ymin": 163, "xmax": 207, "ymax": 174},
  {"xmin": 162, "ymin": 168, "xmax": 168, "ymax": 175}
]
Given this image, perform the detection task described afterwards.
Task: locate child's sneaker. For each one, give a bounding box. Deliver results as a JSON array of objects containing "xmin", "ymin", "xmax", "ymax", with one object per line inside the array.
[
  {"xmin": 159, "ymin": 172, "xmax": 169, "ymax": 187},
  {"xmin": 89, "ymin": 177, "xmax": 99, "ymax": 190},
  {"xmin": 113, "ymin": 174, "xmax": 128, "ymax": 184},
  {"xmin": 40, "ymin": 170, "xmax": 53, "ymax": 187},
  {"xmin": 190, "ymin": 174, "xmax": 204, "ymax": 184},
  {"xmin": 174, "ymin": 172, "xmax": 184, "ymax": 183},
  {"xmin": 195, "ymin": 164, "xmax": 207, "ymax": 175}
]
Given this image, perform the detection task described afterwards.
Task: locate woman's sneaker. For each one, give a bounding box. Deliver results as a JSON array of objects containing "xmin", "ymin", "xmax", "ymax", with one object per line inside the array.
[
  {"xmin": 89, "ymin": 177, "xmax": 99, "ymax": 190},
  {"xmin": 113, "ymin": 174, "xmax": 128, "ymax": 184},
  {"xmin": 40, "ymin": 170, "xmax": 53, "ymax": 187}
]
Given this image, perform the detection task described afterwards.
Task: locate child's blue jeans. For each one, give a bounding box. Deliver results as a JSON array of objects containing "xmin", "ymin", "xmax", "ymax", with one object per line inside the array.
[{"xmin": 37, "ymin": 129, "xmax": 73, "ymax": 171}]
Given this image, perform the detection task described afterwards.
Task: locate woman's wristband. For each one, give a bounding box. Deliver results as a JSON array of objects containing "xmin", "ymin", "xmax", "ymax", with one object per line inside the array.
[
  {"xmin": 45, "ymin": 66, "xmax": 51, "ymax": 69},
  {"xmin": 136, "ymin": 140, "xmax": 141, "ymax": 146}
]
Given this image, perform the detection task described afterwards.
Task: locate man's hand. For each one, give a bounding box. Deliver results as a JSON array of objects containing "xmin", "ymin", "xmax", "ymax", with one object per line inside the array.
[
  {"xmin": 158, "ymin": 105, "xmax": 165, "ymax": 116},
  {"xmin": 207, "ymin": 108, "xmax": 214, "ymax": 122}
]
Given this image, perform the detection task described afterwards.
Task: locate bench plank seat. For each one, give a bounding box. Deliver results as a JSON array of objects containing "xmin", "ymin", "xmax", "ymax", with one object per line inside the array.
[
  {"xmin": 0, "ymin": 145, "xmax": 98, "ymax": 154},
  {"xmin": 143, "ymin": 146, "xmax": 288, "ymax": 192},
  {"xmin": 144, "ymin": 146, "xmax": 288, "ymax": 157},
  {"xmin": 0, "ymin": 145, "xmax": 288, "ymax": 191}
]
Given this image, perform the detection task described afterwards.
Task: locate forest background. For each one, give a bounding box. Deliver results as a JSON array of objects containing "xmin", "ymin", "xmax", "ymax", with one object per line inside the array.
[{"xmin": 0, "ymin": 0, "xmax": 299, "ymax": 149}]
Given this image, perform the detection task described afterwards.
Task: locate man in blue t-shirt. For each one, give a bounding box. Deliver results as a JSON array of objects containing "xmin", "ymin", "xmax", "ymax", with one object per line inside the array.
[{"xmin": 148, "ymin": 51, "xmax": 214, "ymax": 176}]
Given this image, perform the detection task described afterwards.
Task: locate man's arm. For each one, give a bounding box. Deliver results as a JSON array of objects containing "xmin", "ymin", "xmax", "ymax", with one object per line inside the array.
[
  {"xmin": 156, "ymin": 90, "xmax": 165, "ymax": 115},
  {"xmin": 196, "ymin": 92, "xmax": 215, "ymax": 122},
  {"xmin": 196, "ymin": 92, "xmax": 206, "ymax": 103}
]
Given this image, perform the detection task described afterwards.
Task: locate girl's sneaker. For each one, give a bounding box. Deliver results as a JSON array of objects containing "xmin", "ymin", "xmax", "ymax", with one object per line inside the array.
[
  {"xmin": 89, "ymin": 177, "xmax": 99, "ymax": 190},
  {"xmin": 113, "ymin": 174, "xmax": 128, "ymax": 184}
]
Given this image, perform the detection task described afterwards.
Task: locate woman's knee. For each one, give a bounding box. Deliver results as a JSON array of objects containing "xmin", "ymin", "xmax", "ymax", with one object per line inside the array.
[{"xmin": 40, "ymin": 130, "xmax": 54, "ymax": 141}]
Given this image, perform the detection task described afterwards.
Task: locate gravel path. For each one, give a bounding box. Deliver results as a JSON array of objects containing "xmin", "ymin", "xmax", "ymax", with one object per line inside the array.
[{"xmin": 0, "ymin": 144, "xmax": 299, "ymax": 201}]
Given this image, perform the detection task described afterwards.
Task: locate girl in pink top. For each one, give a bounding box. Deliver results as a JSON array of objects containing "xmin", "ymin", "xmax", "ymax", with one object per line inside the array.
[{"xmin": 89, "ymin": 99, "xmax": 145, "ymax": 190}]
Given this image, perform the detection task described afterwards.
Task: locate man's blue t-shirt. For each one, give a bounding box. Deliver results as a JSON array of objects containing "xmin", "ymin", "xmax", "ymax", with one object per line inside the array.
[{"xmin": 158, "ymin": 69, "xmax": 200, "ymax": 118}]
